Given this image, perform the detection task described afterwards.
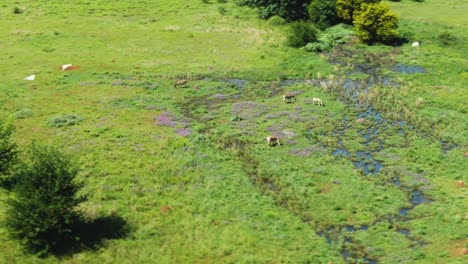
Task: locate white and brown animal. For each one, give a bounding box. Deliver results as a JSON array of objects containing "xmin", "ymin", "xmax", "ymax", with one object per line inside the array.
[
  {"xmin": 312, "ymin": 97, "xmax": 324, "ymax": 106},
  {"xmin": 282, "ymin": 93, "xmax": 296, "ymax": 103},
  {"xmin": 266, "ymin": 136, "xmax": 281, "ymax": 146},
  {"xmin": 174, "ymin": 79, "xmax": 189, "ymax": 88}
]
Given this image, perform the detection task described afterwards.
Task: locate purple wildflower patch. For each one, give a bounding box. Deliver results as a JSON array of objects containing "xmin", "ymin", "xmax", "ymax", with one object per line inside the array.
[
  {"xmin": 154, "ymin": 112, "xmax": 192, "ymax": 137},
  {"xmin": 232, "ymin": 101, "xmax": 269, "ymax": 120}
]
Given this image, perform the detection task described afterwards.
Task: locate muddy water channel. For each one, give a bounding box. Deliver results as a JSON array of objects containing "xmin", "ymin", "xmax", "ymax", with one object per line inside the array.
[{"xmin": 309, "ymin": 50, "xmax": 434, "ymax": 263}]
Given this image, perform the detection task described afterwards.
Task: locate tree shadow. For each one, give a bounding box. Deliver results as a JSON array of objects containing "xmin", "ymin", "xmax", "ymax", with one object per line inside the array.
[{"xmin": 53, "ymin": 214, "xmax": 131, "ymax": 257}]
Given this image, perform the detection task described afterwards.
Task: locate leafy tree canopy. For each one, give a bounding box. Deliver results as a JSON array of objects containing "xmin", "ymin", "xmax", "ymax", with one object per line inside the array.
[
  {"xmin": 336, "ymin": 0, "xmax": 380, "ymax": 23},
  {"xmin": 353, "ymin": 2, "xmax": 399, "ymax": 43},
  {"xmin": 308, "ymin": 0, "xmax": 340, "ymax": 30},
  {"xmin": 240, "ymin": 0, "xmax": 312, "ymax": 21}
]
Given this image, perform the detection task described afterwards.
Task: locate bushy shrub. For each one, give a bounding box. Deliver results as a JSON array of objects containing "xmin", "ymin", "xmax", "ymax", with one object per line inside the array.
[
  {"xmin": 267, "ymin": 15, "xmax": 287, "ymax": 26},
  {"xmin": 218, "ymin": 6, "xmax": 227, "ymax": 15},
  {"xmin": 5, "ymin": 144, "xmax": 86, "ymax": 255},
  {"xmin": 238, "ymin": 0, "xmax": 311, "ymax": 21},
  {"xmin": 308, "ymin": 0, "xmax": 340, "ymax": 30},
  {"xmin": 305, "ymin": 24, "xmax": 353, "ymax": 52},
  {"xmin": 305, "ymin": 42, "xmax": 326, "ymax": 52},
  {"xmin": 0, "ymin": 117, "xmax": 17, "ymax": 187},
  {"xmin": 353, "ymin": 2, "xmax": 399, "ymax": 44},
  {"xmin": 47, "ymin": 114, "xmax": 83, "ymax": 127},
  {"xmin": 286, "ymin": 21, "xmax": 318, "ymax": 48},
  {"xmin": 336, "ymin": 0, "xmax": 381, "ymax": 24},
  {"xmin": 13, "ymin": 7, "xmax": 24, "ymax": 14}
]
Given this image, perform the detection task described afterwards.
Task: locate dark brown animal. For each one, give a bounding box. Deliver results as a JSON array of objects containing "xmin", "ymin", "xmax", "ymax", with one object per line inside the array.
[
  {"xmin": 282, "ymin": 94, "xmax": 296, "ymax": 103},
  {"xmin": 266, "ymin": 136, "xmax": 281, "ymax": 146}
]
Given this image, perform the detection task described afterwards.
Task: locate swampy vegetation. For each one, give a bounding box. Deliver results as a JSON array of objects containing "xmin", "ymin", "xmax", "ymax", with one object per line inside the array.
[{"xmin": 0, "ymin": 0, "xmax": 467, "ymax": 263}]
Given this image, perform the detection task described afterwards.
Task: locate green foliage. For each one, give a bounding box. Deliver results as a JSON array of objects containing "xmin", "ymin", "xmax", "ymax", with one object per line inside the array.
[
  {"xmin": 305, "ymin": 24, "xmax": 353, "ymax": 52},
  {"xmin": 0, "ymin": 117, "xmax": 17, "ymax": 187},
  {"xmin": 13, "ymin": 7, "xmax": 24, "ymax": 14},
  {"xmin": 267, "ymin": 15, "xmax": 287, "ymax": 26},
  {"xmin": 353, "ymin": 2, "xmax": 399, "ymax": 43},
  {"xmin": 286, "ymin": 21, "xmax": 318, "ymax": 47},
  {"xmin": 437, "ymin": 32, "xmax": 458, "ymax": 46},
  {"xmin": 336, "ymin": 0, "xmax": 381, "ymax": 23},
  {"xmin": 5, "ymin": 144, "xmax": 86, "ymax": 255},
  {"xmin": 218, "ymin": 6, "xmax": 227, "ymax": 15},
  {"xmin": 14, "ymin": 108, "xmax": 33, "ymax": 119},
  {"xmin": 238, "ymin": 0, "xmax": 312, "ymax": 21},
  {"xmin": 47, "ymin": 114, "xmax": 83, "ymax": 127},
  {"xmin": 308, "ymin": 0, "xmax": 340, "ymax": 30}
]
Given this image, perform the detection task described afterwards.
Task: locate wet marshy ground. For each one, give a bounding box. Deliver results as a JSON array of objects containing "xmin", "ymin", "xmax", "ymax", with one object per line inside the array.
[{"xmin": 174, "ymin": 45, "xmax": 460, "ymax": 263}]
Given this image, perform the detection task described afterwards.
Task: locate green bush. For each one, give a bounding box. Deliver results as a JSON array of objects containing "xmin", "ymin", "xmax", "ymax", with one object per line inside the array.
[
  {"xmin": 0, "ymin": 117, "xmax": 17, "ymax": 187},
  {"xmin": 286, "ymin": 21, "xmax": 318, "ymax": 48},
  {"xmin": 308, "ymin": 0, "xmax": 340, "ymax": 30},
  {"xmin": 353, "ymin": 2, "xmax": 399, "ymax": 44},
  {"xmin": 305, "ymin": 24, "xmax": 353, "ymax": 52},
  {"xmin": 218, "ymin": 6, "xmax": 227, "ymax": 15},
  {"xmin": 47, "ymin": 114, "xmax": 83, "ymax": 127},
  {"xmin": 238, "ymin": 0, "xmax": 311, "ymax": 21},
  {"xmin": 5, "ymin": 144, "xmax": 86, "ymax": 255},
  {"xmin": 267, "ymin": 15, "xmax": 287, "ymax": 26},
  {"xmin": 336, "ymin": 0, "xmax": 381, "ymax": 24},
  {"xmin": 13, "ymin": 7, "xmax": 24, "ymax": 14}
]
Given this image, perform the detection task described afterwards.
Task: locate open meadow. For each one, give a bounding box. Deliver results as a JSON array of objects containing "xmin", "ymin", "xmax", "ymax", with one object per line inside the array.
[{"xmin": 0, "ymin": 0, "xmax": 467, "ymax": 263}]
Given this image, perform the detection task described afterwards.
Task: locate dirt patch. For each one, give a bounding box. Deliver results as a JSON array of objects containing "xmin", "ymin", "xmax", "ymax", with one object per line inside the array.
[{"xmin": 449, "ymin": 239, "xmax": 467, "ymax": 257}]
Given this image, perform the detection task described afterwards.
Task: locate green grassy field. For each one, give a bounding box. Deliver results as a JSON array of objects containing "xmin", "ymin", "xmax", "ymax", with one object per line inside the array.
[{"xmin": 1, "ymin": 0, "xmax": 467, "ymax": 263}]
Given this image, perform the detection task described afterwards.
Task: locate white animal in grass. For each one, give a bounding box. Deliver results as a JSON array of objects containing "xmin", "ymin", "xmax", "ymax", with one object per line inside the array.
[
  {"xmin": 312, "ymin": 97, "xmax": 324, "ymax": 106},
  {"xmin": 412, "ymin": 41, "xmax": 420, "ymax": 48}
]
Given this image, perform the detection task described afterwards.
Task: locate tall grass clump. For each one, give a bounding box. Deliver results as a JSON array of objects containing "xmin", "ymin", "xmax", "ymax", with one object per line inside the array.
[{"xmin": 47, "ymin": 114, "xmax": 83, "ymax": 128}]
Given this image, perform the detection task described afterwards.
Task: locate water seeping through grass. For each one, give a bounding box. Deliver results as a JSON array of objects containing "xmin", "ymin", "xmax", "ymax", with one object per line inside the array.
[
  {"xmin": 178, "ymin": 53, "xmax": 445, "ymax": 263},
  {"xmin": 315, "ymin": 47, "xmax": 435, "ymax": 263}
]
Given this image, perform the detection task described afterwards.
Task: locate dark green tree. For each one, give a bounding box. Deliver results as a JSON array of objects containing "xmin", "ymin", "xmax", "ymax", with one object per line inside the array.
[
  {"xmin": 286, "ymin": 21, "xmax": 318, "ymax": 47},
  {"xmin": 239, "ymin": 0, "xmax": 312, "ymax": 21},
  {"xmin": 5, "ymin": 144, "xmax": 86, "ymax": 255},
  {"xmin": 353, "ymin": 2, "xmax": 399, "ymax": 43},
  {"xmin": 0, "ymin": 117, "xmax": 17, "ymax": 187},
  {"xmin": 336, "ymin": 0, "xmax": 380, "ymax": 23},
  {"xmin": 308, "ymin": 0, "xmax": 339, "ymax": 29}
]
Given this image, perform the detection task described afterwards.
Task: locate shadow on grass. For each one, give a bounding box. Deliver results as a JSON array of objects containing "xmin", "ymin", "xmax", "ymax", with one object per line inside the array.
[{"xmin": 53, "ymin": 214, "xmax": 131, "ymax": 257}]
